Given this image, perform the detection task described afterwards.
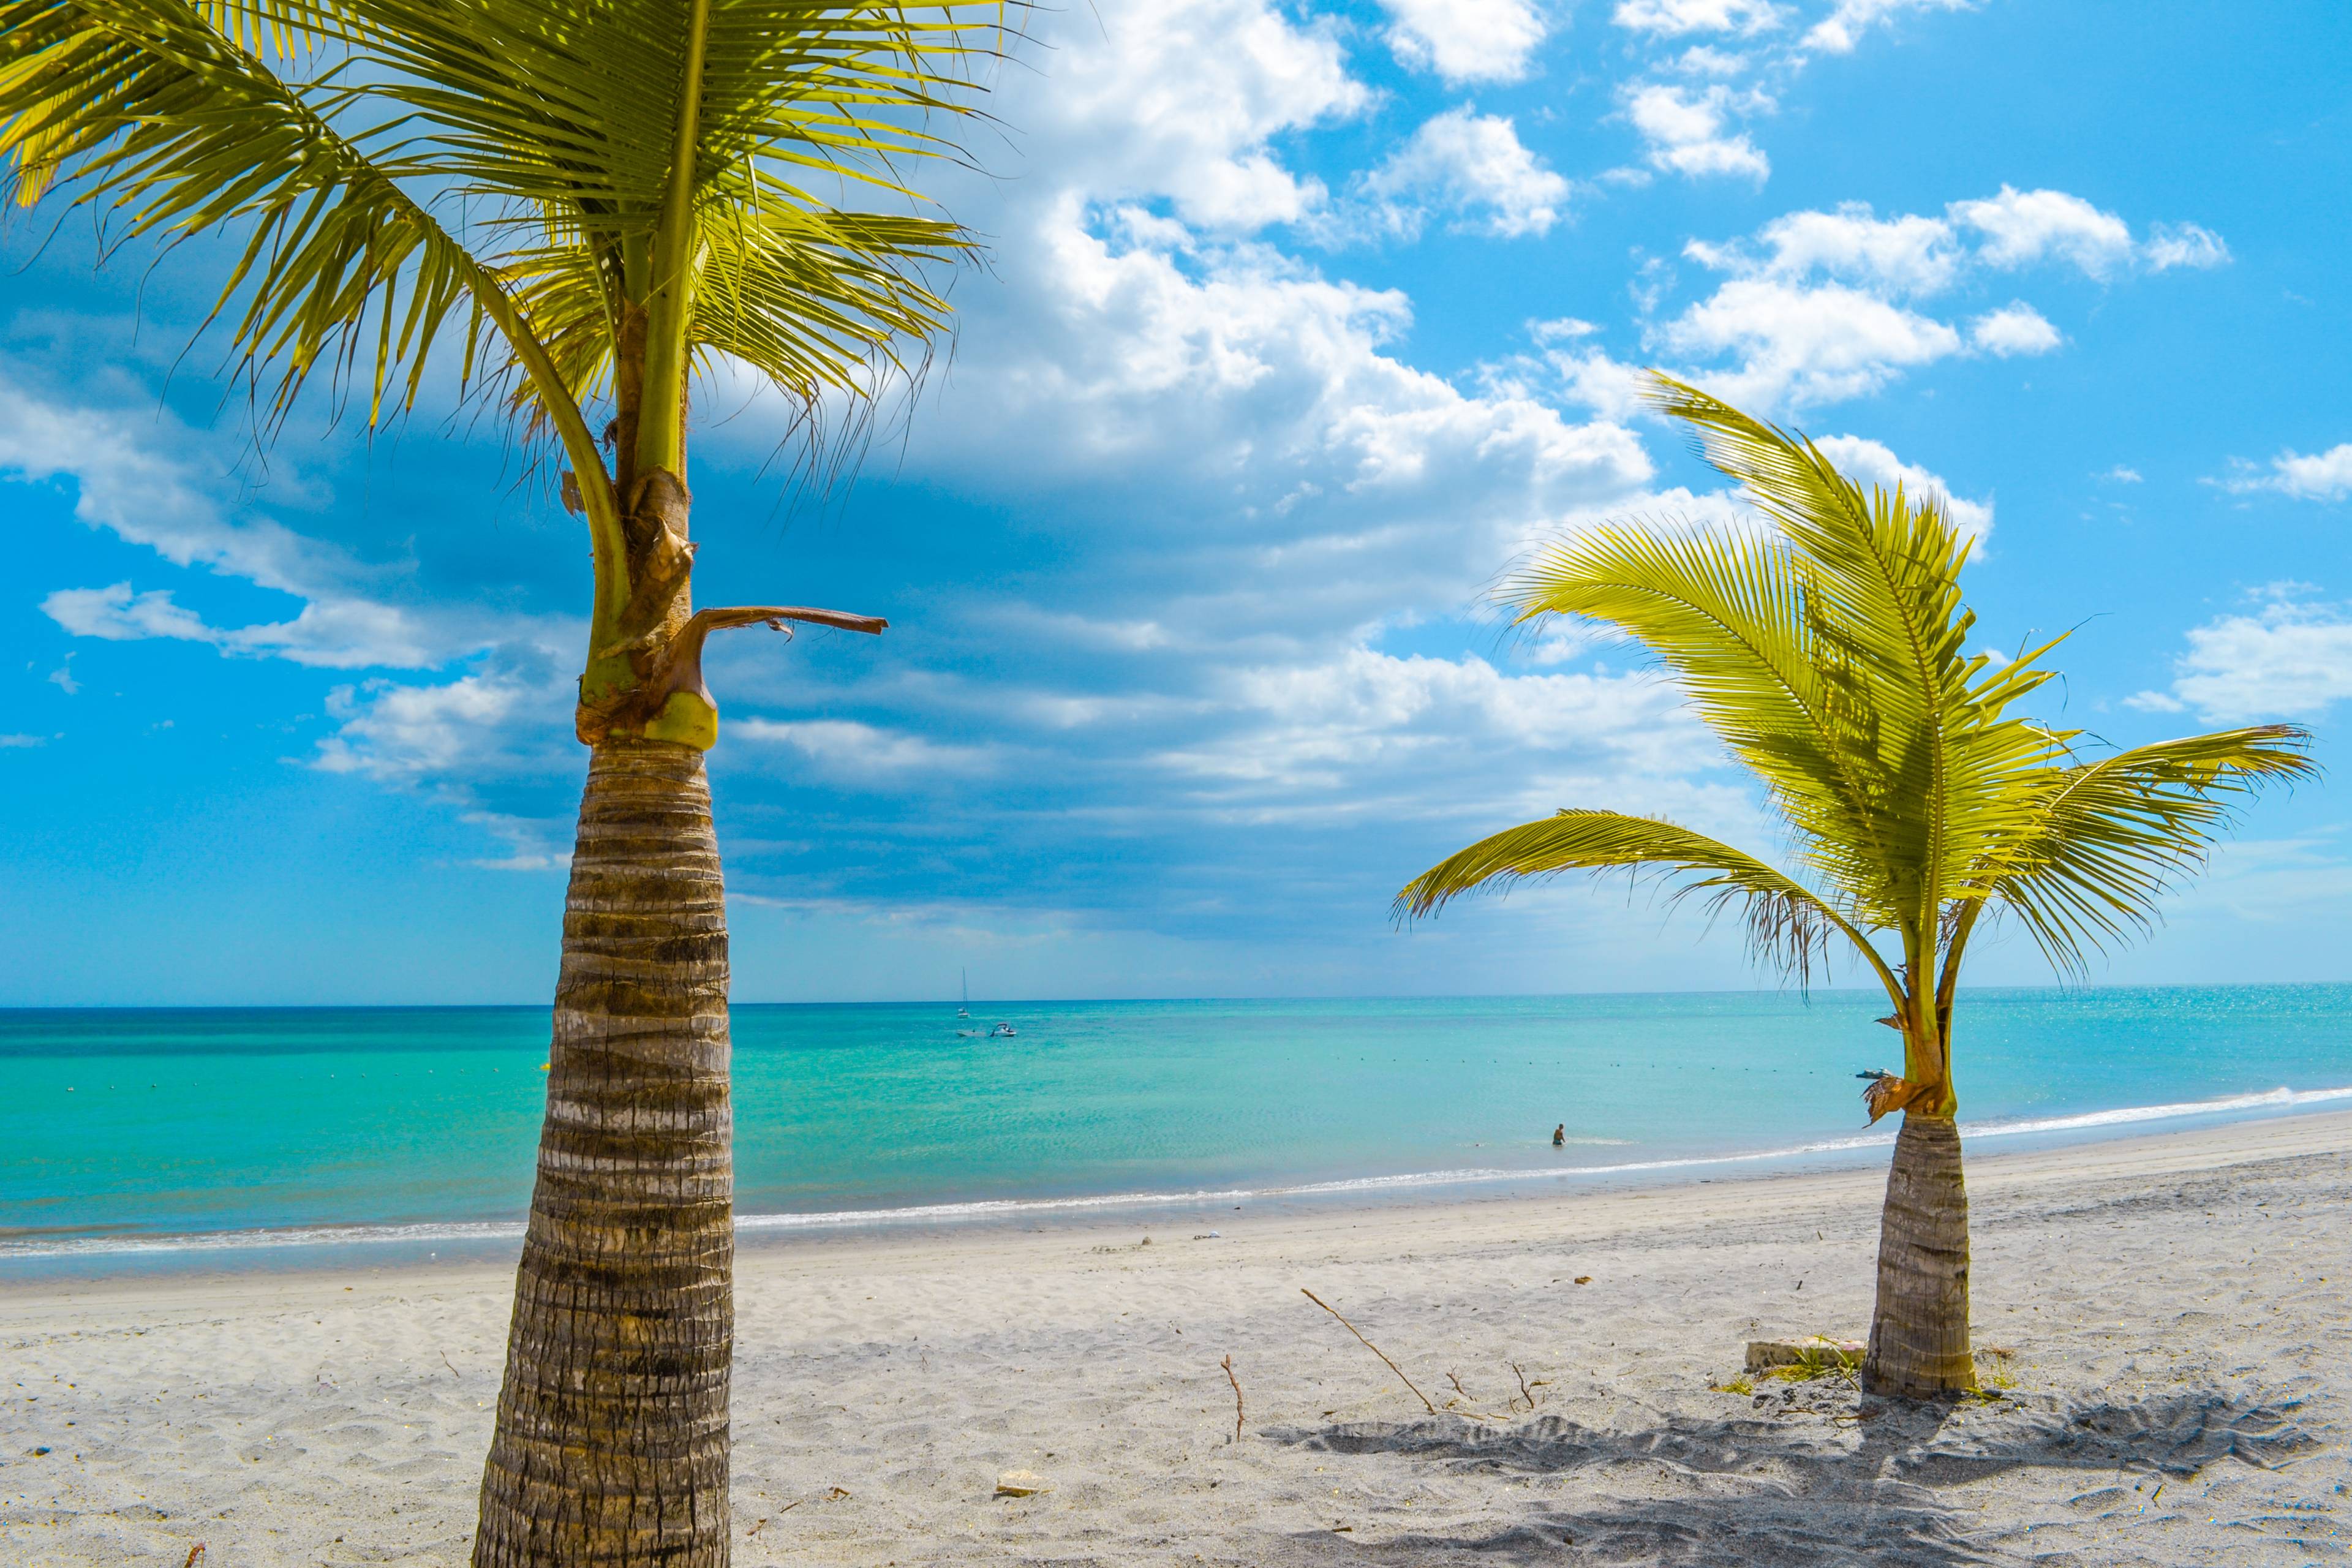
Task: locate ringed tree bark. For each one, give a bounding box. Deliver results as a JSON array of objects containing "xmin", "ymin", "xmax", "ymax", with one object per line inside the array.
[{"xmin": 471, "ymin": 455, "xmax": 888, "ymax": 1568}]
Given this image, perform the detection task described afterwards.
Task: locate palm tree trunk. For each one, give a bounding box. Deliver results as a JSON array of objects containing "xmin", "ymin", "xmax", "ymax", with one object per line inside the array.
[
  {"xmin": 1862, "ymin": 1113, "xmax": 1976, "ymax": 1397},
  {"xmin": 473, "ymin": 739, "xmax": 735, "ymax": 1567}
]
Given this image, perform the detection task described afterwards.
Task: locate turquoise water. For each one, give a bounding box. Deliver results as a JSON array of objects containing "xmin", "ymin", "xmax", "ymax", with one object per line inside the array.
[{"xmin": 5, "ymin": 986, "xmax": 2351, "ymax": 1270}]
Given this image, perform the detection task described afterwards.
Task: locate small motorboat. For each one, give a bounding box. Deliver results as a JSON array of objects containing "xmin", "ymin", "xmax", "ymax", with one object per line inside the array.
[{"xmin": 989, "ymin": 1021, "xmax": 1017, "ymax": 1038}]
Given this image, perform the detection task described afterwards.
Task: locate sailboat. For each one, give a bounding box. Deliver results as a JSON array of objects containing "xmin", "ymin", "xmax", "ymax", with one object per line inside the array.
[{"xmin": 957, "ymin": 968, "xmax": 970, "ymax": 1019}]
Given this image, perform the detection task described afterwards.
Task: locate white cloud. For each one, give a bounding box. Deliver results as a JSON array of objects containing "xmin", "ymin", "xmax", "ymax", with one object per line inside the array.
[
  {"xmin": 1656, "ymin": 279, "xmax": 1962, "ymax": 405},
  {"xmin": 1951, "ymin": 186, "xmax": 2135, "ymax": 277},
  {"xmin": 1684, "ymin": 202, "xmax": 1962, "ymax": 295},
  {"xmin": 1006, "ymin": 0, "xmax": 1365, "ymax": 231},
  {"xmin": 1148, "ymin": 644, "xmax": 1725, "ymax": 823},
  {"xmin": 733, "ymin": 718, "xmax": 999, "ymax": 779},
  {"xmin": 1363, "ymin": 107, "xmax": 1571, "ymax": 239},
  {"xmin": 2144, "ymin": 221, "xmax": 2231, "ymax": 271},
  {"xmin": 2103, "ymin": 466, "xmax": 2144, "ymax": 484},
  {"xmin": 1804, "ymin": 0, "xmax": 1972, "ymax": 54},
  {"xmin": 1, "ymin": 371, "xmax": 502, "ymax": 672},
  {"xmin": 1969, "ymin": 301, "xmax": 2063, "ymax": 357},
  {"xmin": 1629, "ymin": 190, "xmax": 2225, "ymax": 409},
  {"xmin": 1623, "ymin": 83, "xmax": 1771, "ymax": 179},
  {"xmin": 1, "ymin": 734, "xmax": 48, "ymax": 748},
  {"xmin": 1811, "ymin": 434, "xmax": 1994, "ymax": 550},
  {"xmin": 2223, "ymin": 444, "xmax": 2352, "ymax": 502},
  {"xmin": 312, "ymin": 668, "xmax": 571, "ymax": 782},
  {"xmin": 1613, "ymin": 0, "xmax": 1781, "ymax": 36},
  {"xmin": 39, "ymin": 581, "xmax": 446, "ymax": 669},
  {"xmin": 1378, "ymin": 0, "xmax": 1548, "ymax": 84},
  {"xmin": 2131, "ymin": 589, "xmax": 2352, "ymax": 722}
]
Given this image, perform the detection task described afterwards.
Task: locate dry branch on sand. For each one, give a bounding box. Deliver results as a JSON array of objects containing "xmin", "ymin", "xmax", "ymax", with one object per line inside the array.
[{"xmin": 1302, "ymin": 1288, "xmax": 1436, "ymax": 1414}]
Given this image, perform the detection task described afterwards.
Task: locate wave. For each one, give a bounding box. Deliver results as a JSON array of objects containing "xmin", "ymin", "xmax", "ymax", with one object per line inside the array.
[{"xmin": 9, "ymin": 1082, "xmax": 2350, "ymax": 1262}]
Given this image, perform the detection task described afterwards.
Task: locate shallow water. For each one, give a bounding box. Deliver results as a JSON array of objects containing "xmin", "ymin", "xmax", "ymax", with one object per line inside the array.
[{"xmin": 5, "ymin": 986, "xmax": 2350, "ymax": 1268}]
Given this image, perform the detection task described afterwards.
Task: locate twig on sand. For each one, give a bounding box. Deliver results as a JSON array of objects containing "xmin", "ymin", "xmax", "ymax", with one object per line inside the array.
[
  {"xmin": 181, "ymin": 1547, "xmax": 206, "ymax": 1568},
  {"xmin": 1301, "ymin": 1289, "xmax": 1435, "ymax": 1414},
  {"xmin": 1510, "ymin": 1361, "xmax": 1537, "ymax": 1412},
  {"xmin": 1221, "ymin": 1354, "xmax": 1245, "ymax": 1442},
  {"xmin": 1446, "ymin": 1370, "xmax": 1474, "ymax": 1405},
  {"xmin": 440, "ymin": 1351, "xmax": 461, "ymax": 1381}
]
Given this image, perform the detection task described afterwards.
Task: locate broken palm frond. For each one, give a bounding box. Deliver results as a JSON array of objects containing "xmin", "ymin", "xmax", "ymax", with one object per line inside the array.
[
  {"xmin": 1301, "ymin": 1288, "xmax": 1436, "ymax": 1415},
  {"xmin": 1856, "ymin": 1069, "xmax": 1932, "ymax": 1124},
  {"xmin": 1221, "ymin": 1354, "xmax": 1245, "ymax": 1443}
]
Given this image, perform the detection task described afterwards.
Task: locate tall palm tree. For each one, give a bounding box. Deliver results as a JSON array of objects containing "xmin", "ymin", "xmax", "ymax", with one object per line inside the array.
[
  {"xmin": 1398, "ymin": 375, "xmax": 2315, "ymax": 1398},
  {"xmin": 4, "ymin": 0, "xmax": 998, "ymax": 1557}
]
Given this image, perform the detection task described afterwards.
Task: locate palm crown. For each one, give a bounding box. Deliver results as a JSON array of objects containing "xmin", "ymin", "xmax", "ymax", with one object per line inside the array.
[
  {"xmin": 1400, "ymin": 375, "xmax": 2314, "ymax": 1115},
  {"xmin": 4, "ymin": 0, "xmax": 998, "ymax": 742}
]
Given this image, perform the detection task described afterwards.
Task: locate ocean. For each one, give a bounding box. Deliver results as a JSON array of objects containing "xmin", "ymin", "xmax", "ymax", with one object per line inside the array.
[{"xmin": 6, "ymin": 986, "xmax": 2350, "ymax": 1275}]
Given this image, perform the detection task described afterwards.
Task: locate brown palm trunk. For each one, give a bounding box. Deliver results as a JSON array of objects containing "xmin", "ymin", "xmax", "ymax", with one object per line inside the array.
[
  {"xmin": 473, "ymin": 739, "xmax": 736, "ymax": 1567},
  {"xmin": 1862, "ymin": 1113, "xmax": 1975, "ymax": 1396}
]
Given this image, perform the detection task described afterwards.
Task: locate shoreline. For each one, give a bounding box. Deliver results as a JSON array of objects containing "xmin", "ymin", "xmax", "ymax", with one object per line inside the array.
[
  {"xmin": 6, "ymin": 1110, "xmax": 2348, "ymax": 1566},
  {"xmin": 9, "ymin": 1080, "xmax": 2352, "ymax": 1277},
  {"xmin": 10, "ymin": 1104, "xmax": 2351, "ymax": 1303}
]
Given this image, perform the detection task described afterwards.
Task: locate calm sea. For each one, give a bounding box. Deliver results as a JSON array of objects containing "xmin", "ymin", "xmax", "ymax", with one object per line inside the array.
[{"xmin": 6, "ymin": 987, "xmax": 2350, "ymax": 1275}]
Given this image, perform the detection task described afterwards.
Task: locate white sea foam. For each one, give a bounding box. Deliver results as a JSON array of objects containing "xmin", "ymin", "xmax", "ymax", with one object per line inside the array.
[{"xmin": 9, "ymin": 1083, "xmax": 2350, "ymax": 1261}]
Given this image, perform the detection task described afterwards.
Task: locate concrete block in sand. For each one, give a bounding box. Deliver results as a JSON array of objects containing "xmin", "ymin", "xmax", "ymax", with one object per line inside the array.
[{"xmin": 1746, "ymin": 1337, "xmax": 1864, "ymax": 1372}]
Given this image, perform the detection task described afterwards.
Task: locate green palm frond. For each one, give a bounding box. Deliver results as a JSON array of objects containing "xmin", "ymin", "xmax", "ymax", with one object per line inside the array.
[
  {"xmin": 2, "ymin": 0, "xmax": 1001, "ymax": 435},
  {"xmin": 1980, "ymin": 726, "xmax": 2316, "ymax": 976},
  {"xmin": 1503, "ymin": 518, "xmax": 1908, "ymax": 925},
  {"xmin": 1396, "ymin": 809, "xmax": 1898, "ymax": 995},
  {"xmin": 2, "ymin": 0, "xmax": 477, "ymax": 426},
  {"xmin": 1642, "ymin": 374, "xmax": 1989, "ymax": 924}
]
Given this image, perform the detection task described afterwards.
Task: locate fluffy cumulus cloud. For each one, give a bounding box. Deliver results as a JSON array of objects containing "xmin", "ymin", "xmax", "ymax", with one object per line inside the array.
[
  {"xmin": 2222, "ymin": 443, "xmax": 2352, "ymax": 502},
  {"xmin": 1613, "ymin": 0, "xmax": 1782, "ymax": 37},
  {"xmin": 1361, "ymin": 107, "xmax": 1572, "ymax": 239},
  {"xmin": 988, "ymin": 0, "xmax": 1363, "ymax": 232},
  {"xmin": 1570, "ymin": 190, "xmax": 2226, "ymax": 408},
  {"xmin": 1622, "ymin": 83, "xmax": 1772, "ymax": 180},
  {"xmin": 2128, "ymin": 589, "xmax": 2352, "ymax": 722},
  {"xmin": 1376, "ymin": 0, "xmax": 1549, "ymax": 84},
  {"xmin": 1969, "ymin": 302, "xmax": 2063, "ymax": 357},
  {"xmin": 1656, "ymin": 280, "xmax": 1961, "ymax": 406}
]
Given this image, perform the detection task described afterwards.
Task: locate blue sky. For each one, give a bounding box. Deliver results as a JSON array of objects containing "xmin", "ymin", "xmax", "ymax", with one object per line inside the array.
[{"xmin": 4, "ymin": 0, "xmax": 2349, "ymax": 1006}]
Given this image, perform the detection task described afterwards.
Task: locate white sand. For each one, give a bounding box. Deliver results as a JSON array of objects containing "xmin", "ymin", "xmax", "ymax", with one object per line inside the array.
[{"xmin": 7, "ymin": 1112, "xmax": 2351, "ymax": 1566}]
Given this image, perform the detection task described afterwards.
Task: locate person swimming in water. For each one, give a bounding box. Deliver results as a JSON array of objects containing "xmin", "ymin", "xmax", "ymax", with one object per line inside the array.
[{"xmin": 1551, "ymin": 1123, "xmax": 1565, "ymax": 1147}]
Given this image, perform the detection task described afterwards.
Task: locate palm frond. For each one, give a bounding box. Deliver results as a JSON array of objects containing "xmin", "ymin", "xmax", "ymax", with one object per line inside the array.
[
  {"xmin": 1643, "ymin": 372, "xmax": 1981, "ymax": 921},
  {"xmin": 1396, "ymin": 809, "xmax": 1899, "ymax": 996},
  {"xmin": 3, "ymin": 0, "xmax": 507, "ymax": 430},
  {"xmin": 1504, "ymin": 519, "xmax": 1908, "ymax": 925},
  {"xmin": 1983, "ymin": 725, "xmax": 2316, "ymax": 975}
]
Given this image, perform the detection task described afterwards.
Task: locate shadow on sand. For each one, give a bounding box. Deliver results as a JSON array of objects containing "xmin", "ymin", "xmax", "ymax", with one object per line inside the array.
[{"xmin": 1268, "ymin": 1385, "xmax": 2312, "ymax": 1566}]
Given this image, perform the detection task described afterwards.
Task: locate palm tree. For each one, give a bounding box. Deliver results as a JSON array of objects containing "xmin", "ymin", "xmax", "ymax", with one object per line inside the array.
[
  {"xmin": 1398, "ymin": 375, "xmax": 2315, "ymax": 1398},
  {"xmin": 4, "ymin": 0, "xmax": 997, "ymax": 1557}
]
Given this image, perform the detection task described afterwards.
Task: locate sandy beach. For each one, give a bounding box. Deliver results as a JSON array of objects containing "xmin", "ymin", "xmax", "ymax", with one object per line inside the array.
[{"xmin": 6, "ymin": 1111, "xmax": 2348, "ymax": 1566}]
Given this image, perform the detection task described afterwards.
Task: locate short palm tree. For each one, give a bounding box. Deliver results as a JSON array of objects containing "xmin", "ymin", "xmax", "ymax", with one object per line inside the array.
[
  {"xmin": 1398, "ymin": 375, "xmax": 2314, "ymax": 1396},
  {"xmin": 5, "ymin": 0, "xmax": 997, "ymax": 1558}
]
